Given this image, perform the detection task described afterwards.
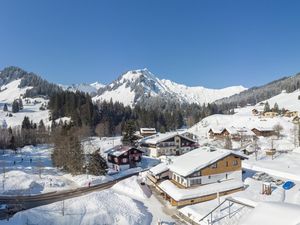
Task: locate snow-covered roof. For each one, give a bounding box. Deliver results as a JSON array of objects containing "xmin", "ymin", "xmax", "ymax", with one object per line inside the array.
[
  {"xmin": 158, "ymin": 179, "xmax": 244, "ymax": 201},
  {"xmin": 240, "ymin": 202, "xmax": 300, "ymax": 225},
  {"xmin": 140, "ymin": 128, "xmax": 156, "ymax": 133},
  {"xmin": 149, "ymin": 163, "xmax": 169, "ymax": 176},
  {"xmin": 106, "ymin": 145, "xmax": 141, "ymax": 157},
  {"xmin": 252, "ymin": 127, "xmax": 274, "ymax": 132},
  {"xmin": 168, "ymin": 147, "xmax": 247, "ymax": 177},
  {"xmin": 208, "ymin": 127, "xmax": 225, "ymax": 134},
  {"xmin": 140, "ymin": 131, "xmax": 196, "ymax": 145}
]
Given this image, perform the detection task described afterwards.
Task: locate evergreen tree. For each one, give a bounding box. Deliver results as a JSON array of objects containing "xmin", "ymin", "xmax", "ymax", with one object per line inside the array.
[
  {"xmin": 3, "ymin": 104, "xmax": 8, "ymax": 112},
  {"xmin": 122, "ymin": 120, "xmax": 137, "ymax": 145},
  {"xmin": 68, "ymin": 134, "xmax": 84, "ymax": 175},
  {"xmin": 12, "ymin": 100, "xmax": 20, "ymax": 113},
  {"xmin": 38, "ymin": 119, "xmax": 46, "ymax": 132},
  {"xmin": 264, "ymin": 101, "xmax": 270, "ymax": 112},
  {"xmin": 273, "ymin": 102, "xmax": 279, "ymax": 113},
  {"xmin": 18, "ymin": 98, "xmax": 23, "ymax": 110},
  {"xmin": 87, "ymin": 150, "xmax": 108, "ymax": 176},
  {"xmin": 22, "ymin": 116, "xmax": 31, "ymax": 129}
]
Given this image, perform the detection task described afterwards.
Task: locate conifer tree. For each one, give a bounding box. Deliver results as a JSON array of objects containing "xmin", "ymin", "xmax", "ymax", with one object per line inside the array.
[
  {"xmin": 3, "ymin": 104, "xmax": 8, "ymax": 112},
  {"xmin": 87, "ymin": 150, "xmax": 108, "ymax": 176}
]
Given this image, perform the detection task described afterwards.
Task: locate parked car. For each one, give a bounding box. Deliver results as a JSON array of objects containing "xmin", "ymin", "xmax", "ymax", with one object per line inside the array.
[
  {"xmin": 253, "ymin": 172, "xmax": 268, "ymax": 181},
  {"xmin": 283, "ymin": 181, "xmax": 295, "ymax": 190},
  {"xmin": 275, "ymin": 179, "xmax": 284, "ymax": 185}
]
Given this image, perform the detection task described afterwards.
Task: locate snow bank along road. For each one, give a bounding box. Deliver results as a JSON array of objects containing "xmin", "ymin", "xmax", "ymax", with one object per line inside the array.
[{"xmin": 0, "ymin": 169, "xmax": 146, "ymax": 220}]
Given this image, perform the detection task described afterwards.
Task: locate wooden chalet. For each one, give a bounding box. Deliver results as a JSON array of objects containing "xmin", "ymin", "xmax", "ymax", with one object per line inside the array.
[
  {"xmin": 106, "ymin": 145, "xmax": 143, "ymax": 171},
  {"xmin": 292, "ymin": 116, "xmax": 300, "ymax": 124},
  {"xmin": 263, "ymin": 111, "xmax": 278, "ymax": 118},
  {"xmin": 284, "ymin": 110, "xmax": 298, "ymax": 118},
  {"xmin": 251, "ymin": 127, "xmax": 275, "ymax": 137},
  {"xmin": 148, "ymin": 146, "xmax": 247, "ymax": 206},
  {"xmin": 208, "ymin": 128, "xmax": 229, "ymax": 139}
]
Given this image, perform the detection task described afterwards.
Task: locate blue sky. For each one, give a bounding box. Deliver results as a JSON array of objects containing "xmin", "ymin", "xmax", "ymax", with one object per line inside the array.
[{"xmin": 0, "ymin": 0, "xmax": 300, "ymax": 88}]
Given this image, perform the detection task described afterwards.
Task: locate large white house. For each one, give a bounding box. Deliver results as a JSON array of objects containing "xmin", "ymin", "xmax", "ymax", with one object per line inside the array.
[
  {"xmin": 139, "ymin": 131, "xmax": 198, "ymax": 158},
  {"xmin": 148, "ymin": 146, "xmax": 247, "ymax": 206}
]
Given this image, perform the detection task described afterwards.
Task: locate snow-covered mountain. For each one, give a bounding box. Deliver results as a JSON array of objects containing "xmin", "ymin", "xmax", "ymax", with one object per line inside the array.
[
  {"xmin": 93, "ymin": 69, "xmax": 247, "ymax": 107},
  {"xmin": 60, "ymin": 82, "xmax": 105, "ymax": 95}
]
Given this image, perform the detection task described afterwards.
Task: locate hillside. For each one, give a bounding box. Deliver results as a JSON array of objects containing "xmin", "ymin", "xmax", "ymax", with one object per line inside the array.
[
  {"xmin": 215, "ymin": 73, "xmax": 300, "ymax": 107},
  {"xmin": 259, "ymin": 89, "xmax": 300, "ymax": 112}
]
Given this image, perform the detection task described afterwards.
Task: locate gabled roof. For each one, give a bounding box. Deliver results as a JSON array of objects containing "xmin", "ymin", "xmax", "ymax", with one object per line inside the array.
[
  {"xmin": 208, "ymin": 127, "xmax": 226, "ymax": 134},
  {"xmin": 149, "ymin": 163, "xmax": 169, "ymax": 176},
  {"xmin": 106, "ymin": 145, "xmax": 142, "ymax": 157},
  {"xmin": 168, "ymin": 147, "xmax": 248, "ymax": 177},
  {"xmin": 140, "ymin": 131, "xmax": 196, "ymax": 145},
  {"xmin": 251, "ymin": 127, "xmax": 274, "ymax": 132}
]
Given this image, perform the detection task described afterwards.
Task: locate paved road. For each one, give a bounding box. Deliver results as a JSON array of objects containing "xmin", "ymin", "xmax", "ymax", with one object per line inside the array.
[{"xmin": 0, "ymin": 170, "xmax": 146, "ymax": 220}]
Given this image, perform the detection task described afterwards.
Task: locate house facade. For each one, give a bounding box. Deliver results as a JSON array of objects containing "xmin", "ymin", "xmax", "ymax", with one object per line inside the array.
[
  {"xmin": 106, "ymin": 146, "xmax": 143, "ymax": 171},
  {"xmin": 209, "ymin": 127, "xmax": 254, "ymax": 141},
  {"xmin": 148, "ymin": 147, "xmax": 247, "ymax": 206},
  {"xmin": 263, "ymin": 111, "xmax": 278, "ymax": 118},
  {"xmin": 208, "ymin": 128, "xmax": 229, "ymax": 139},
  {"xmin": 284, "ymin": 110, "xmax": 298, "ymax": 118},
  {"xmin": 139, "ymin": 132, "xmax": 198, "ymax": 158}
]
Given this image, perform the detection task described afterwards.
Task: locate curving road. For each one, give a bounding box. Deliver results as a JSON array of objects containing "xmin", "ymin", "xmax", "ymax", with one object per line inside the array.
[{"xmin": 0, "ymin": 170, "xmax": 145, "ymax": 220}]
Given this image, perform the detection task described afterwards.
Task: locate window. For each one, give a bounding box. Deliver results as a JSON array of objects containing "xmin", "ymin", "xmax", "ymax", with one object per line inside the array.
[
  {"xmin": 211, "ymin": 163, "xmax": 217, "ymax": 169},
  {"xmin": 114, "ymin": 158, "xmax": 119, "ymax": 163},
  {"xmin": 226, "ymin": 161, "xmax": 229, "ymax": 167},
  {"xmin": 233, "ymin": 160, "xmax": 238, "ymax": 166},
  {"xmin": 135, "ymin": 156, "xmax": 140, "ymax": 161},
  {"xmin": 191, "ymin": 178, "xmax": 201, "ymax": 185},
  {"xmin": 122, "ymin": 158, "xmax": 128, "ymax": 163}
]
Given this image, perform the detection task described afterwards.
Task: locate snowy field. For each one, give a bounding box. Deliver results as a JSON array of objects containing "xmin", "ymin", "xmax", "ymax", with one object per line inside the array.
[
  {"xmin": 0, "ymin": 176, "xmax": 175, "ymax": 225},
  {"xmin": 0, "ymin": 136, "xmax": 159, "ymax": 195}
]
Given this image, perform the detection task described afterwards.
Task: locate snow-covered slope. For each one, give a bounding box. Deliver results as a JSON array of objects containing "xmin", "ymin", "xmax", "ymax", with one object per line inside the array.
[
  {"xmin": 60, "ymin": 82, "xmax": 104, "ymax": 95},
  {"xmin": 0, "ymin": 78, "xmax": 50, "ymax": 128},
  {"xmin": 259, "ymin": 89, "xmax": 300, "ymax": 112},
  {"xmin": 0, "ymin": 79, "xmax": 32, "ymax": 103},
  {"xmin": 161, "ymin": 79, "xmax": 246, "ymax": 104},
  {"xmin": 93, "ymin": 68, "xmax": 247, "ymax": 107}
]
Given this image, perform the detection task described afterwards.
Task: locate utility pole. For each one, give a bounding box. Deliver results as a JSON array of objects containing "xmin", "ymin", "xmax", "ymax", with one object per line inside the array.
[
  {"xmin": 2, "ymin": 160, "xmax": 5, "ymax": 191},
  {"xmin": 62, "ymin": 200, "xmax": 65, "ymax": 216}
]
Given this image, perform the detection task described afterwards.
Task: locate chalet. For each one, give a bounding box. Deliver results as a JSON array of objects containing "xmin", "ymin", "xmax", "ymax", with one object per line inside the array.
[
  {"xmin": 252, "ymin": 109, "xmax": 259, "ymax": 115},
  {"xmin": 251, "ymin": 127, "xmax": 276, "ymax": 137},
  {"xmin": 209, "ymin": 127, "xmax": 254, "ymax": 141},
  {"xmin": 148, "ymin": 146, "xmax": 247, "ymax": 206},
  {"xmin": 284, "ymin": 110, "xmax": 298, "ymax": 118},
  {"xmin": 226, "ymin": 127, "xmax": 255, "ymax": 141},
  {"xmin": 140, "ymin": 128, "xmax": 157, "ymax": 137},
  {"xmin": 292, "ymin": 116, "xmax": 300, "ymax": 124},
  {"xmin": 263, "ymin": 111, "xmax": 278, "ymax": 118},
  {"xmin": 208, "ymin": 127, "xmax": 229, "ymax": 139},
  {"xmin": 139, "ymin": 132, "xmax": 198, "ymax": 158},
  {"xmin": 106, "ymin": 145, "xmax": 143, "ymax": 171}
]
